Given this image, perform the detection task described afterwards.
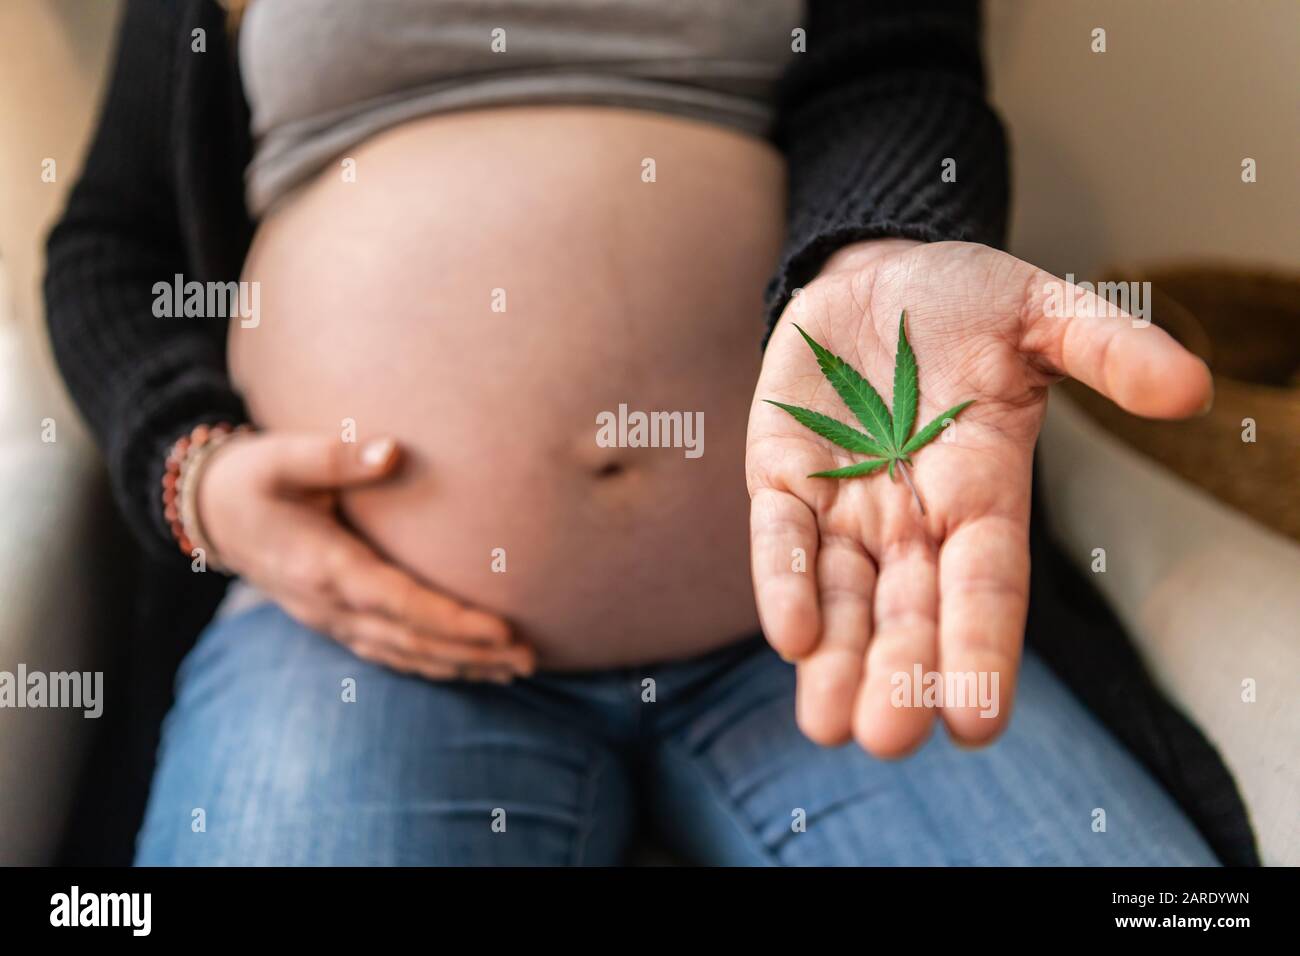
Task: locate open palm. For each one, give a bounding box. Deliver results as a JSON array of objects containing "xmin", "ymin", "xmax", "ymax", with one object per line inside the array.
[{"xmin": 747, "ymin": 239, "xmax": 1212, "ymax": 757}]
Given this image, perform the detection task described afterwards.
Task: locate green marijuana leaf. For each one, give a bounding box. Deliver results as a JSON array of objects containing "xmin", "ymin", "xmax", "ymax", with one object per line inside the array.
[{"xmin": 763, "ymin": 311, "xmax": 975, "ymax": 514}]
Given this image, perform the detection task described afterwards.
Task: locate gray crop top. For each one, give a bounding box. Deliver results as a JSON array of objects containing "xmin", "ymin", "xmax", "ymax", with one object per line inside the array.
[{"xmin": 239, "ymin": 0, "xmax": 805, "ymax": 215}]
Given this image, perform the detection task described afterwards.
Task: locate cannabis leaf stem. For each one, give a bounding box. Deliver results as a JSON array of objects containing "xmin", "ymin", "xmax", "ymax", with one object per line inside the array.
[
  {"xmin": 896, "ymin": 459, "xmax": 925, "ymax": 515},
  {"xmin": 763, "ymin": 311, "xmax": 975, "ymax": 515}
]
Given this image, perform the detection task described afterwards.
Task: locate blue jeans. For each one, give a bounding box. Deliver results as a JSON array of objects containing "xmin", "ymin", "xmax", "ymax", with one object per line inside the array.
[{"xmin": 136, "ymin": 604, "xmax": 1217, "ymax": 865}]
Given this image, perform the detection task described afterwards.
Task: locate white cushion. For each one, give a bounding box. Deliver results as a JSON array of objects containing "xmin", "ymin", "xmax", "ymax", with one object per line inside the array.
[{"xmin": 1039, "ymin": 392, "xmax": 1300, "ymax": 866}]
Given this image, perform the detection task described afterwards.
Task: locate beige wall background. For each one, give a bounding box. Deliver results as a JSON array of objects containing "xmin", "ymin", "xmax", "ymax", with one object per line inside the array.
[
  {"xmin": 1, "ymin": 0, "xmax": 1297, "ymax": 347},
  {"xmin": 0, "ymin": 0, "xmax": 119, "ymax": 377},
  {"xmin": 987, "ymin": 0, "xmax": 1298, "ymax": 279}
]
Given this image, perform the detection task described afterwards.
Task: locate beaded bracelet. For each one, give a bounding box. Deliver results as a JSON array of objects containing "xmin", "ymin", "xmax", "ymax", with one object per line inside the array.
[{"xmin": 162, "ymin": 422, "xmax": 250, "ymax": 569}]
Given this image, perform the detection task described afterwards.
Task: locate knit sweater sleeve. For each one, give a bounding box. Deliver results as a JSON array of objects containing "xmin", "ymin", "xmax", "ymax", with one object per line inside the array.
[
  {"xmin": 765, "ymin": 0, "xmax": 1011, "ymax": 337},
  {"xmin": 44, "ymin": 0, "xmax": 248, "ymax": 560}
]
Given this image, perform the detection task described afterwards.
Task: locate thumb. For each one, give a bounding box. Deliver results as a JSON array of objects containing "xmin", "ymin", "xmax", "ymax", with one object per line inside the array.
[
  {"xmin": 1019, "ymin": 266, "xmax": 1213, "ymax": 419},
  {"xmin": 265, "ymin": 434, "xmax": 402, "ymax": 491}
]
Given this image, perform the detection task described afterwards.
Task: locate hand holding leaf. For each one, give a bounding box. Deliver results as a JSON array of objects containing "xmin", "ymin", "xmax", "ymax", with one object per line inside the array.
[
  {"xmin": 747, "ymin": 238, "xmax": 1212, "ymax": 760},
  {"xmin": 764, "ymin": 312, "xmax": 973, "ymax": 513}
]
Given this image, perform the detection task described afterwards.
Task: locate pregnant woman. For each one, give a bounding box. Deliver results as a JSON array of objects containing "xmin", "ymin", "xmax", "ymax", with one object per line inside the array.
[{"xmin": 45, "ymin": 0, "xmax": 1224, "ymax": 865}]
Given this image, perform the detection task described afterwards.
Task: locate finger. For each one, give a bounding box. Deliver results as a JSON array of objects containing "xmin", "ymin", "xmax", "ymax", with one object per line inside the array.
[
  {"xmin": 267, "ymin": 515, "xmax": 514, "ymax": 648},
  {"xmin": 387, "ymin": 654, "xmax": 514, "ymax": 686},
  {"xmin": 348, "ymin": 639, "xmax": 460, "ymax": 681},
  {"xmin": 337, "ymin": 610, "xmax": 534, "ymax": 675},
  {"xmin": 345, "ymin": 638, "xmax": 511, "ymax": 683},
  {"xmin": 275, "ymin": 595, "xmax": 336, "ymax": 637},
  {"xmin": 328, "ymin": 545, "xmax": 514, "ymax": 646},
  {"xmin": 853, "ymin": 540, "xmax": 939, "ymax": 758},
  {"xmin": 265, "ymin": 434, "xmax": 402, "ymax": 491},
  {"xmin": 275, "ymin": 596, "xmax": 464, "ymax": 681},
  {"xmin": 458, "ymin": 666, "xmax": 518, "ymax": 685},
  {"xmin": 937, "ymin": 516, "xmax": 1028, "ymax": 746},
  {"xmin": 1021, "ymin": 269, "xmax": 1212, "ymax": 418},
  {"xmin": 269, "ymin": 515, "xmax": 517, "ymax": 651},
  {"xmin": 355, "ymin": 648, "xmax": 520, "ymax": 684},
  {"xmin": 750, "ymin": 488, "xmax": 821, "ymax": 659},
  {"xmin": 795, "ymin": 534, "xmax": 875, "ymax": 746}
]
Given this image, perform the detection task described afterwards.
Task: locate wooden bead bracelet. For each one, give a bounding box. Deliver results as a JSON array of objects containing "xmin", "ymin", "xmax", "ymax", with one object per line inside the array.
[{"xmin": 161, "ymin": 422, "xmax": 250, "ymax": 569}]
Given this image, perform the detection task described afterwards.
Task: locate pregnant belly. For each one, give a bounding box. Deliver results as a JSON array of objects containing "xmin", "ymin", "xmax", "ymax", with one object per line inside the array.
[{"xmin": 230, "ymin": 106, "xmax": 784, "ymax": 670}]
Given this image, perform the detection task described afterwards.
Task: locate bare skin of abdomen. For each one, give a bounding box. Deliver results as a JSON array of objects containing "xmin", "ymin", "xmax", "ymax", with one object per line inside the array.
[{"xmin": 230, "ymin": 106, "xmax": 784, "ymax": 670}]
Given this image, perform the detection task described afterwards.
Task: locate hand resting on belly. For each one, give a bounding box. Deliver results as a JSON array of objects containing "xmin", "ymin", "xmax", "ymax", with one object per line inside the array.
[{"xmin": 228, "ymin": 107, "xmax": 787, "ymax": 670}]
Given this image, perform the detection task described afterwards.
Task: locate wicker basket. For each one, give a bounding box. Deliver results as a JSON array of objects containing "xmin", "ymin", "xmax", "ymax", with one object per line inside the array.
[{"xmin": 1062, "ymin": 265, "xmax": 1300, "ymax": 542}]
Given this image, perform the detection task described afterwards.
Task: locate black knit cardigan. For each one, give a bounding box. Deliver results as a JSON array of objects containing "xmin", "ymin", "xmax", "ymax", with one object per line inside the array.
[{"xmin": 43, "ymin": 0, "xmax": 1257, "ymax": 864}]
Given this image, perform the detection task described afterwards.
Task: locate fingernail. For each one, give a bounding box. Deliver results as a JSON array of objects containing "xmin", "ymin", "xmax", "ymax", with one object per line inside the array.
[
  {"xmin": 361, "ymin": 437, "xmax": 396, "ymax": 468},
  {"xmin": 1197, "ymin": 387, "xmax": 1215, "ymax": 417}
]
